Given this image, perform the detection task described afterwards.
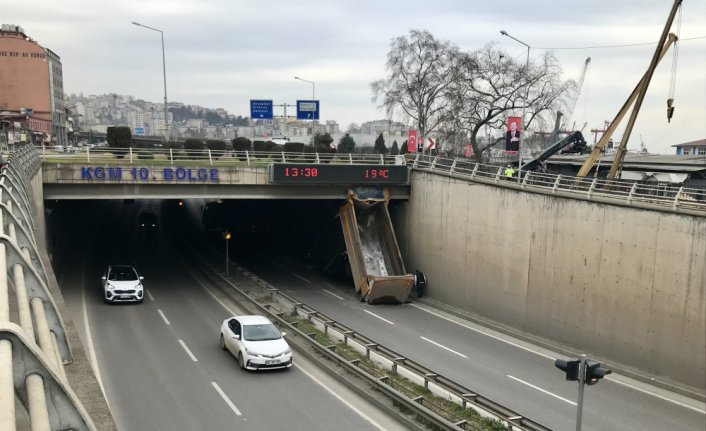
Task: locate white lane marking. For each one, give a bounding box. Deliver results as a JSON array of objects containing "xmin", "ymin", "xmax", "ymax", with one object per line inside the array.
[
  {"xmin": 420, "ymin": 336, "xmax": 468, "ymax": 358},
  {"xmin": 211, "ymin": 382, "xmax": 242, "ymax": 416},
  {"xmin": 157, "ymin": 309, "xmax": 171, "ymax": 325},
  {"xmin": 295, "ymin": 364, "xmax": 387, "ymax": 430},
  {"xmin": 411, "ymin": 304, "xmax": 554, "ymax": 359},
  {"xmin": 363, "ymin": 309, "xmax": 395, "ymax": 325},
  {"xmin": 606, "ymin": 378, "xmax": 706, "ymax": 414},
  {"xmin": 81, "ymin": 277, "xmax": 109, "ymax": 405},
  {"xmin": 146, "ymin": 289, "xmax": 154, "ymax": 301},
  {"xmin": 323, "ymin": 289, "xmax": 344, "ymax": 300},
  {"xmin": 413, "ymin": 305, "xmax": 706, "ymax": 414},
  {"xmin": 178, "ymin": 339, "xmax": 198, "ymax": 362},
  {"xmin": 291, "ymin": 271, "xmax": 311, "ymax": 283},
  {"xmin": 507, "ymin": 375, "xmax": 577, "ymax": 406}
]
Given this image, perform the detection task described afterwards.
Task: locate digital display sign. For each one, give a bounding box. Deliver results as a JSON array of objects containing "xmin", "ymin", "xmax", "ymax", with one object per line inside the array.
[{"xmin": 269, "ymin": 163, "xmax": 408, "ymax": 185}]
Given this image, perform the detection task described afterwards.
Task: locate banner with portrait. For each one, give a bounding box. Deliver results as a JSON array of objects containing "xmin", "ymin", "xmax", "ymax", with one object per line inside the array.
[{"xmin": 505, "ymin": 116, "xmax": 521, "ymax": 152}]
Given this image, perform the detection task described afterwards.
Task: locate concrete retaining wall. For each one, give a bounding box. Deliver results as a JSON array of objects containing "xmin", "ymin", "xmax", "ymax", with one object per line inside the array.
[{"xmin": 394, "ymin": 171, "xmax": 706, "ymax": 389}]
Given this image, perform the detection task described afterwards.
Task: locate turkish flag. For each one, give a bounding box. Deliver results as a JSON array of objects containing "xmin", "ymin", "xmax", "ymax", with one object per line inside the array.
[
  {"xmin": 465, "ymin": 145, "xmax": 472, "ymax": 158},
  {"xmin": 407, "ymin": 130, "xmax": 417, "ymax": 153}
]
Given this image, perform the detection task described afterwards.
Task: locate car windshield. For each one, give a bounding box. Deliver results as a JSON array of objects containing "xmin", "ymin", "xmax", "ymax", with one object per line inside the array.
[
  {"xmin": 242, "ymin": 323, "xmax": 281, "ymax": 341},
  {"xmin": 109, "ymin": 267, "xmax": 138, "ymax": 281}
]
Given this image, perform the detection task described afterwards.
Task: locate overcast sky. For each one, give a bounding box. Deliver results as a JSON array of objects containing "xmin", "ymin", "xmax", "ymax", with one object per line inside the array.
[{"xmin": 6, "ymin": 0, "xmax": 706, "ymax": 153}]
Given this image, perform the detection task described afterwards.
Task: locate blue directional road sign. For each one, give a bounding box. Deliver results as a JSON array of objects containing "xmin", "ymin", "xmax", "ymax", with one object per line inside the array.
[
  {"xmin": 134, "ymin": 127, "xmax": 145, "ymax": 136},
  {"xmin": 296, "ymin": 100, "xmax": 320, "ymax": 120},
  {"xmin": 250, "ymin": 99, "xmax": 274, "ymax": 119}
]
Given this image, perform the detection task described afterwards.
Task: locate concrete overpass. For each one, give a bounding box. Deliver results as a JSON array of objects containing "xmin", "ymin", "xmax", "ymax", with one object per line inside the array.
[{"xmin": 4, "ymin": 145, "xmax": 705, "ymax": 429}]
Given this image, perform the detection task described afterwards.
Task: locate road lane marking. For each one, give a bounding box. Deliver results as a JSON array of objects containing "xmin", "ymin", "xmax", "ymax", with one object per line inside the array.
[
  {"xmin": 295, "ymin": 364, "xmax": 387, "ymax": 430},
  {"xmin": 157, "ymin": 309, "xmax": 171, "ymax": 325},
  {"xmin": 146, "ymin": 289, "xmax": 154, "ymax": 301},
  {"xmin": 81, "ymin": 276, "xmax": 109, "ymax": 407},
  {"xmin": 411, "ymin": 304, "xmax": 554, "ymax": 359},
  {"xmin": 256, "ymin": 252, "xmax": 311, "ymax": 284},
  {"xmin": 413, "ymin": 305, "xmax": 706, "ymax": 413},
  {"xmin": 507, "ymin": 375, "xmax": 576, "ymax": 406},
  {"xmin": 606, "ymin": 378, "xmax": 706, "ymax": 414},
  {"xmin": 420, "ymin": 336, "xmax": 468, "ymax": 358},
  {"xmin": 323, "ymin": 289, "xmax": 344, "ymax": 300},
  {"xmin": 363, "ymin": 309, "xmax": 395, "ymax": 325},
  {"xmin": 178, "ymin": 340, "xmax": 198, "ymax": 362},
  {"xmin": 211, "ymin": 382, "xmax": 242, "ymax": 416}
]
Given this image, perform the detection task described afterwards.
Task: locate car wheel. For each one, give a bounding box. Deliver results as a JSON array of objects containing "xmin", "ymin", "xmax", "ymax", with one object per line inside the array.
[
  {"xmin": 238, "ymin": 352, "xmax": 245, "ymax": 369},
  {"xmin": 220, "ymin": 334, "xmax": 226, "ymax": 351}
]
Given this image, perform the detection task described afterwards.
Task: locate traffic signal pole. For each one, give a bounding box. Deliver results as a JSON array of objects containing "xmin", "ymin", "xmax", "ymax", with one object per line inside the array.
[{"xmin": 576, "ymin": 355, "xmax": 587, "ymax": 431}]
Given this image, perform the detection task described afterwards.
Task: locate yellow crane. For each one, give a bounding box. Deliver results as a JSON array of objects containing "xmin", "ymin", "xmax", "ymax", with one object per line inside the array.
[{"xmin": 577, "ymin": 0, "xmax": 683, "ymax": 179}]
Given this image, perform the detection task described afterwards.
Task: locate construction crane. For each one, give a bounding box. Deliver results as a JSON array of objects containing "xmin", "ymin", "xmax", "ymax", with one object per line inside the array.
[
  {"xmin": 561, "ymin": 57, "xmax": 591, "ymax": 132},
  {"xmin": 577, "ymin": 0, "xmax": 683, "ymax": 179}
]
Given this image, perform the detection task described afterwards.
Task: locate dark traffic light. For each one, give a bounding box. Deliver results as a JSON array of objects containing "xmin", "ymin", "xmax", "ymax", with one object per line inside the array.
[
  {"xmin": 555, "ymin": 359, "xmax": 581, "ymax": 381},
  {"xmin": 585, "ymin": 362, "xmax": 612, "ymax": 385}
]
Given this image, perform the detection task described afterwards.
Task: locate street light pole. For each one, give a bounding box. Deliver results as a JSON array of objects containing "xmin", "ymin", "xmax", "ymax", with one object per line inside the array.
[
  {"xmin": 294, "ymin": 76, "xmax": 316, "ymax": 140},
  {"xmin": 223, "ymin": 231, "xmax": 231, "ymax": 278},
  {"xmin": 132, "ymin": 21, "xmax": 169, "ymax": 142},
  {"xmin": 500, "ymin": 30, "xmax": 530, "ymax": 179}
]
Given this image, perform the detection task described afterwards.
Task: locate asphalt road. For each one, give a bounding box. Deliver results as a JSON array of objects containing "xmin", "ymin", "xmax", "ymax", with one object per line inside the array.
[{"xmin": 51, "ymin": 200, "xmax": 406, "ymax": 431}]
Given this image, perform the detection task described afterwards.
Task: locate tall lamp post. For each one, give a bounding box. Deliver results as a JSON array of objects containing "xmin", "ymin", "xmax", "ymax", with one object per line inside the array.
[
  {"xmin": 132, "ymin": 21, "xmax": 169, "ymax": 141},
  {"xmin": 294, "ymin": 76, "xmax": 315, "ymax": 139},
  {"xmin": 500, "ymin": 30, "xmax": 530, "ymax": 178}
]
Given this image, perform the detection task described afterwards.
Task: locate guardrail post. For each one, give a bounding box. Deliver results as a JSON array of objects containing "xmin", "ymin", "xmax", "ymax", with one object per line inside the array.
[
  {"xmin": 672, "ymin": 186, "xmax": 683, "ymax": 210},
  {"xmin": 27, "ymin": 374, "xmax": 51, "ymax": 430},
  {"xmin": 379, "ymin": 154, "xmax": 383, "ymax": 164},
  {"xmin": 430, "ymin": 156, "xmax": 438, "ymax": 170},
  {"xmin": 129, "ymin": 147, "xmax": 133, "ymax": 164},
  {"xmin": 208, "ymin": 150, "xmax": 213, "ymax": 166},
  {"xmin": 471, "ymin": 163, "xmax": 479, "ymax": 179},
  {"xmin": 0, "ymin": 339, "xmax": 14, "ymax": 428},
  {"xmin": 521, "ymin": 171, "xmax": 531, "ymax": 188},
  {"xmin": 494, "ymin": 167, "xmax": 502, "ymax": 183},
  {"xmin": 450, "ymin": 159, "xmax": 457, "ymax": 174},
  {"xmin": 281, "ymin": 151, "xmax": 286, "ymax": 163},
  {"xmin": 552, "ymin": 174, "xmax": 562, "ymax": 194},
  {"xmin": 627, "ymin": 182, "xmax": 638, "ymax": 205},
  {"xmin": 169, "ymin": 148, "xmax": 174, "ymax": 165},
  {"xmin": 587, "ymin": 177, "xmax": 598, "ymax": 200},
  {"xmin": 348, "ymin": 153, "xmax": 352, "ymax": 164},
  {"xmin": 316, "ymin": 152, "xmax": 321, "ymax": 164},
  {"xmin": 86, "ymin": 147, "xmax": 90, "ymax": 163},
  {"xmin": 245, "ymin": 151, "xmax": 251, "ymax": 166}
]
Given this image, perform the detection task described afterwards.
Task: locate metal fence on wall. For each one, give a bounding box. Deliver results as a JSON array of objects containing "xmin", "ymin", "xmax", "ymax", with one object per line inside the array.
[{"xmin": 0, "ymin": 144, "xmax": 95, "ymax": 430}]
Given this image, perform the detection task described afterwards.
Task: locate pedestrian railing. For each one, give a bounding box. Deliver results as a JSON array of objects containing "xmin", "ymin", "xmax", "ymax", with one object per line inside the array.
[
  {"xmin": 0, "ymin": 144, "xmax": 96, "ymax": 430},
  {"xmin": 410, "ymin": 154, "xmax": 706, "ymax": 216}
]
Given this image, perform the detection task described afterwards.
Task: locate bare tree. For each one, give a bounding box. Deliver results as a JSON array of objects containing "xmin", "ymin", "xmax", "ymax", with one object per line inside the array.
[
  {"xmin": 445, "ymin": 43, "xmax": 573, "ymax": 162},
  {"xmin": 371, "ymin": 29, "xmax": 467, "ymax": 150}
]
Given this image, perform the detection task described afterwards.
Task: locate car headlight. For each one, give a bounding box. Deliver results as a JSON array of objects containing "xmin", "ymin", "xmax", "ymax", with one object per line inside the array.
[{"xmin": 283, "ymin": 348, "xmax": 291, "ymax": 355}]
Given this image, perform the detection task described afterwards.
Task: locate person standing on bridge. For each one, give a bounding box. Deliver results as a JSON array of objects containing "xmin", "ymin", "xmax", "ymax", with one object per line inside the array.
[{"xmin": 504, "ymin": 164, "xmax": 515, "ymax": 178}]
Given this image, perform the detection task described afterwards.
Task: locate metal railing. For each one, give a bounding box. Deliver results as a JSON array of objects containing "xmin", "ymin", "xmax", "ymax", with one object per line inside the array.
[
  {"xmin": 0, "ymin": 145, "xmax": 96, "ymax": 430},
  {"xmin": 410, "ymin": 154, "xmax": 706, "ymax": 216},
  {"xmin": 37, "ymin": 146, "xmax": 407, "ymax": 167}
]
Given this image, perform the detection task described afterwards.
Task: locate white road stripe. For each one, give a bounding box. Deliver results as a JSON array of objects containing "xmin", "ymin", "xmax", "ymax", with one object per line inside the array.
[
  {"xmin": 420, "ymin": 336, "xmax": 468, "ymax": 358},
  {"xmin": 507, "ymin": 375, "xmax": 577, "ymax": 406},
  {"xmin": 146, "ymin": 289, "xmax": 154, "ymax": 301},
  {"xmin": 411, "ymin": 304, "xmax": 554, "ymax": 359},
  {"xmin": 295, "ymin": 364, "xmax": 387, "ymax": 430},
  {"xmin": 211, "ymin": 382, "xmax": 242, "ymax": 416},
  {"xmin": 323, "ymin": 289, "xmax": 344, "ymax": 300},
  {"xmin": 413, "ymin": 305, "xmax": 706, "ymax": 413},
  {"xmin": 178, "ymin": 340, "xmax": 198, "ymax": 362},
  {"xmin": 363, "ymin": 309, "xmax": 395, "ymax": 325},
  {"xmin": 157, "ymin": 309, "xmax": 171, "ymax": 325},
  {"xmin": 606, "ymin": 377, "xmax": 706, "ymax": 414}
]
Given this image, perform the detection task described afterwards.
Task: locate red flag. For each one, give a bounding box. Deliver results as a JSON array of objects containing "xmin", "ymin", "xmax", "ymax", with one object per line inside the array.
[
  {"xmin": 505, "ymin": 116, "xmax": 521, "ymax": 152},
  {"xmin": 407, "ymin": 130, "xmax": 417, "ymax": 153}
]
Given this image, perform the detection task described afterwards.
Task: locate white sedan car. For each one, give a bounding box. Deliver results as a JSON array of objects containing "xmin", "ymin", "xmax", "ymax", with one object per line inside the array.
[
  {"xmin": 101, "ymin": 265, "xmax": 144, "ymax": 303},
  {"xmin": 219, "ymin": 315, "xmax": 292, "ymax": 371}
]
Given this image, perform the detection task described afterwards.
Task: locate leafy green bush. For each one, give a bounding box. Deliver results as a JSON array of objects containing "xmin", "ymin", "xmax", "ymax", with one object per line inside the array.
[
  {"xmin": 184, "ymin": 138, "xmax": 205, "ymax": 158},
  {"xmin": 107, "ymin": 126, "xmax": 132, "ymax": 158}
]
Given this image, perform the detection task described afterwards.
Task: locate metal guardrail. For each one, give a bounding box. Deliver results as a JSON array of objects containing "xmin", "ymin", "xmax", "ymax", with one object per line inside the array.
[
  {"xmin": 0, "ymin": 145, "xmax": 96, "ymax": 430},
  {"xmin": 410, "ymin": 154, "xmax": 706, "ymax": 216},
  {"xmin": 37, "ymin": 146, "xmax": 407, "ymax": 167}
]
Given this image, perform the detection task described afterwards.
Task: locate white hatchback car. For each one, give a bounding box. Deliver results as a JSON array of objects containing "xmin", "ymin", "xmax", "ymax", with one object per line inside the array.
[
  {"xmin": 219, "ymin": 315, "xmax": 292, "ymax": 371},
  {"xmin": 101, "ymin": 265, "xmax": 144, "ymax": 303}
]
